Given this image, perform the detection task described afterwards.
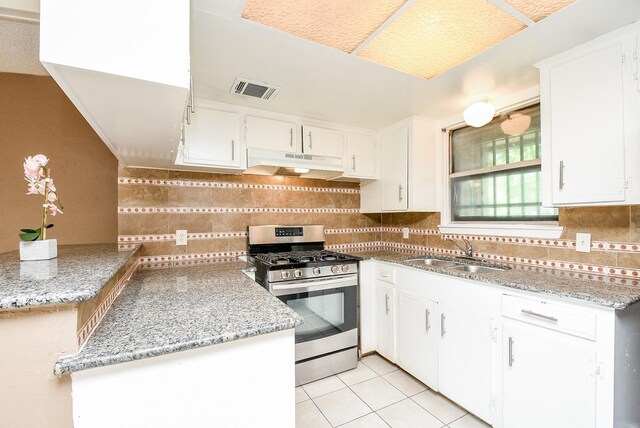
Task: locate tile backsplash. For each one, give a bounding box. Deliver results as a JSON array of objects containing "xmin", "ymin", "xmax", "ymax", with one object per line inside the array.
[{"xmin": 118, "ymin": 168, "xmax": 640, "ymax": 284}]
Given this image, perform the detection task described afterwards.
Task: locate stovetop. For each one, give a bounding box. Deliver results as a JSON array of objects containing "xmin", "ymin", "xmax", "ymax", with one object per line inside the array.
[{"xmin": 253, "ymin": 250, "xmax": 356, "ymax": 268}]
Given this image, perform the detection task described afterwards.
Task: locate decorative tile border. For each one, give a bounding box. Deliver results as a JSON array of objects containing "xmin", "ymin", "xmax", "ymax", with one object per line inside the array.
[
  {"xmin": 380, "ymin": 227, "xmax": 440, "ymax": 235},
  {"xmin": 118, "ymin": 231, "xmax": 247, "ymax": 244},
  {"xmin": 76, "ymin": 258, "xmax": 140, "ymax": 348},
  {"xmin": 118, "ymin": 177, "xmax": 359, "ymax": 194},
  {"xmin": 118, "ymin": 206, "xmax": 360, "ymax": 214},
  {"xmin": 325, "ymin": 227, "xmax": 380, "ymax": 235},
  {"xmin": 138, "ymin": 251, "xmax": 248, "ymax": 270}
]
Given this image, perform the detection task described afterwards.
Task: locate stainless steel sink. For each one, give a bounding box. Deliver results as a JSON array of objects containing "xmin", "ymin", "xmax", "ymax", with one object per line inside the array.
[
  {"xmin": 448, "ymin": 264, "xmax": 509, "ymax": 273},
  {"xmin": 405, "ymin": 258, "xmax": 458, "ymax": 268}
]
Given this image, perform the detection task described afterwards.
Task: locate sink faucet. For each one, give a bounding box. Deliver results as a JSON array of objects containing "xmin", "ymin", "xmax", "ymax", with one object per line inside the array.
[{"xmin": 446, "ymin": 238, "xmax": 473, "ymax": 258}]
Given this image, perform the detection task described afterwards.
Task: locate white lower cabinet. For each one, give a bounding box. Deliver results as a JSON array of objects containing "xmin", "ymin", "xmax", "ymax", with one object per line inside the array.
[
  {"xmin": 363, "ymin": 261, "xmax": 640, "ymax": 428},
  {"xmin": 502, "ymin": 319, "xmax": 597, "ymax": 428},
  {"xmin": 439, "ymin": 299, "xmax": 495, "ymax": 423},
  {"xmin": 397, "ymin": 291, "xmax": 438, "ymax": 389},
  {"xmin": 375, "ymin": 282, "xmax": 395, "ymax": 362}
]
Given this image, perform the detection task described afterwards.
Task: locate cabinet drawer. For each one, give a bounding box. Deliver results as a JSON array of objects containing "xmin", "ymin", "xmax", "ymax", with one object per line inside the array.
[
  {"xmin": 376, "ymin": 266, "xmax": 396, "ymax": 284},
  {"xmin": 502, "ymin": 294, "xmax": 596, "ymax": 341}
]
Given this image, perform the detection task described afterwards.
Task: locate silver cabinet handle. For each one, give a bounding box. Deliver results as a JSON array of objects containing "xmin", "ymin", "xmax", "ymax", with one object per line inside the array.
[
  {"xmin": 231, "ymin": 140, "xmax": 235, "ymax": 161},
  {"xmin": 508, "ymin": 337, "xmax": 514, "ymax": 367},
  {"xmin": 352, "ymin": 155, "xmax": 356, "ymax": 171},
  {"xmin": 559, "ymin": 160, "xmax": 565, "ymax": 190},
  {"xmin": 440, "ymin": 313, "xmax": 446, "ymax": 336},
  {"xmin": 521, "ymin": 309, "xmax": 558, "ymax": 323},
  {"xmin": 385, "ymin": 294, "xmax": 390, "ymax": 314},
  {"xmin": 425, "ymin": 309, "xmax": 430, "ymax": 332},
  {"xmin": 290, "ymin": 128, "xmax": 293, "ymax": 147},
  {"xmin": 308, "ymin": 132, "xmax": 313, "ymax": 150},
  {"xmin": 398, "ymin": 185, "xmax": 403, "ymax": 202}
]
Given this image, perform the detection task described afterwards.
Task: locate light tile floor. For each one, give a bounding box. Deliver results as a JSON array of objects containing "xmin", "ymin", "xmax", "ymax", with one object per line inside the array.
[{"xmin": 296, "ymin": 354, "xmax": 491, "ymax": 428}]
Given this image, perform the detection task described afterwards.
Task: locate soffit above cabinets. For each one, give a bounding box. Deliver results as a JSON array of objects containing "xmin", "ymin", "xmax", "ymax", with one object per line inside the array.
[{"xmin": 241, "ymin": 0, "xmax": 576, "ymax": 80}]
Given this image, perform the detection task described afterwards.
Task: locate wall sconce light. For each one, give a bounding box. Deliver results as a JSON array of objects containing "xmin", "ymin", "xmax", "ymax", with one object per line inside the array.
[
  {"xmin": 501, "ymin": 113, "xmax": 531, "ymax": 136},
  {"xmin": 463, "ymin": 99, "xmax": 496, "ymax": 128}
]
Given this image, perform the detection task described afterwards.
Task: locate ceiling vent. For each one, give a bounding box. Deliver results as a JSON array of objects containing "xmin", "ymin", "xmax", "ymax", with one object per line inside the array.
[{"xmin": 230, "ymin": 78, "xmax": 280, "ymax": 100}]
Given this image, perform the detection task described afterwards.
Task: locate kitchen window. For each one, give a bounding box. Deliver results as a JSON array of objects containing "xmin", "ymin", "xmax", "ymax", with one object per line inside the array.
[{"xmin": 449, "ymin": 103, "xmax": 558, "ymax": 222}]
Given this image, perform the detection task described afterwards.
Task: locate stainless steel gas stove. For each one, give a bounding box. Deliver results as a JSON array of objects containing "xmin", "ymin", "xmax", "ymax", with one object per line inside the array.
[{"xmin": 248, "ymin": 225, "xmax": 359, "ymax": 386}]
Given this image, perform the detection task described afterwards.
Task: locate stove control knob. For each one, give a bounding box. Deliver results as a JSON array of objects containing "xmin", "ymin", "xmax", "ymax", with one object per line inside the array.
[
  {"xmin": 294, "ymin": 269, "xmax": 303, "ymax": 278},
  {"xmin": 342, "ymin": 264, "xmax": 350, "ymax": 273},
  {"xmin": 281, "ymin": 270, "xmax": 291, "ymax": 280},
  {"xmin": 331, "ymin": 265, "xmax": 340, "ymax": 274},
  {"xmin": 313, "ymin": 267, "xmax": 322, "ymax": 276}
]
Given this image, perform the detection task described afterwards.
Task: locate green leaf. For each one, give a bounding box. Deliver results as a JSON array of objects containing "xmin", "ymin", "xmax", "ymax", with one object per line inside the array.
[
  {"xmin": 20, "ymin": 228, "xmax": 37, "ymax": 233},
  {"xmin": 19, "ymin": 231, "xmax": 40, "ymax": 241}
]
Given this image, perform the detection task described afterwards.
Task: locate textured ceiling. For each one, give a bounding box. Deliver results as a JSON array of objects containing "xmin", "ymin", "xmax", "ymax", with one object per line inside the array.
[
  {"xmin": 358, "ymin": 0, "xmax": 525, "ymax": 79},
  {"xmin": 241, "ymin": 0, "xmax": 579, "ymax": 80},
  {"xmin": 242, "ymin": 0, "xmax": 407, "ymax": 53},
  {"xmin": 0, "ymin": 17, "xmax": 47, "ymax": 75},
  {"xmin": 505, "ymin": 0, "xmax": 576, "ymax": 22}
]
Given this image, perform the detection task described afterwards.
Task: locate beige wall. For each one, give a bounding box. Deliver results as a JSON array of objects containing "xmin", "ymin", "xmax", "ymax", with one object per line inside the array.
[
  {"xmin": 119, "ymin": 167, "xmax": 640, "ymax": 282},
  {"xmin": 0, "ymin": 306, "xmax": 77, "ymax": 428},
  {"xmin": 0, "ymin": 73, "xmax": 118, "ymax": 254}
]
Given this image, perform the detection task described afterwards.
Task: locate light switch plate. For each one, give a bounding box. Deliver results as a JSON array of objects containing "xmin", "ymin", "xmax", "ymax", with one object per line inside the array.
[
  {"xmin": 576, "ymin": 233, "xmax": 591, "ymax": 253},
  {"xmin": 402, "ymin": 227, "xmax": 409, "ymax": 239},
  {"xmin": 176, "ymin": 230, "xmax": 188, "ymax": 246}
]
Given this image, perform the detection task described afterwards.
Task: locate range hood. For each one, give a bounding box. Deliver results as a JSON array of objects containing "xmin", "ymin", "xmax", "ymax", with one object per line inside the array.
[{"xmin": 245, "ymin": 147, "xmax": 344, "ymax": 179}]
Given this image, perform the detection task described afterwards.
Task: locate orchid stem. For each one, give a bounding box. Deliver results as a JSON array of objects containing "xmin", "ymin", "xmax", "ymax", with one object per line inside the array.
[{"xmin": 41, "ymin": 168, "xmax": 48, "ymax": 241}]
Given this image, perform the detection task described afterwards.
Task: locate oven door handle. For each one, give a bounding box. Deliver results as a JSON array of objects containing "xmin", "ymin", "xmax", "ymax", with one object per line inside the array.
[{"xmin": 271, "ymin": 275, "xmax": 357, "ymax": 296}]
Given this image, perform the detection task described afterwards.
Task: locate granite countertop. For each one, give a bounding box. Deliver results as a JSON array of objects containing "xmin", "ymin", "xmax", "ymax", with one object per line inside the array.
[
  {"xmin": 349, "ymin": 251, "xmax": 640, "ymax": 309},
  {"xmin": 55, "ymin": 261, "xmax": 303, "ymax": 375},
  {"xmin": 0, "ymin": 244, "xmax": 140, "ymax": 309}
]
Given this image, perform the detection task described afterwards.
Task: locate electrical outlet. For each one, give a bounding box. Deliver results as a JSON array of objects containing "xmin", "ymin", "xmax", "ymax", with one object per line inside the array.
[
  {"xmin": 576, "ymin": 233, "xmax": 591, "ymax": 253},
  {"xmin": 176, "ymin": 230, "xmax": 188, "ymax": 246},
  {"xmin": 402, "ymin": 227, "xmax": 410, "ymax": 239}
]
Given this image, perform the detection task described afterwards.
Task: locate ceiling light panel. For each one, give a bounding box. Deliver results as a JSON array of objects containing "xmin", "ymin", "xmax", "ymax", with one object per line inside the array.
[
  {"xmin": 242, "ymin": 0, "xmax": 407, "ymax": 53},
  {"xmin": 358, "ymin": 0, "xmax": 525, "ymax": 79},
  {"xmin": 504, "ymin": 0, "xmax": 576, "ymax": 22}
]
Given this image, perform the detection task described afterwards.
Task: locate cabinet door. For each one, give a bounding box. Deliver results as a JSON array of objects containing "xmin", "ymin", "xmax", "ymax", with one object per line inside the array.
[
  {"xmin": 438, "ymin": 302, "xmax": 494, "ymax": 423},
  {"xmin": 303, "ymin": 125, "xmax": 343, "ymax": 157},
  {"xmin": 548, "ymin": 43, "xmax": 626, "ymax": 204},
  {"xmin": 245, "ymin": 116, "xmax": 298, "ymax": 152},
  {"xmin": 183, "ymin": 108, "xmax": 241, "ymax": 167},
  {"xmin": 375, "ymin": 282, "xmax": 395, "ymax": 362},
  {"xmin": 397, "ymin": 291, "xmax": 438, "ymax": 389},
  {"xmin": 344, "ymin": 133, "xmax": 376, "ymax": 178},
  {"xmin": 502, "ymin": 320, "xmax": 596, "ymax": 428},
  {"xmin": 380, "ymin": 126, "xmax": 408, "ymax": 211}
]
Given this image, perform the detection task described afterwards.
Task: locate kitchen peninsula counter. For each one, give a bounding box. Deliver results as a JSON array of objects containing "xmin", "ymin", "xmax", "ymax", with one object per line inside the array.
[
  {"xmin": 0, "ymin": 243, "xmax": 140, "ymax": 309},
  {"xmin": 349, "ymin": 250, "xmax": 640, "ymax": 309},
  {"xmin": 55, "ymin": 261, "xmax": 303, "ymax": 375}
]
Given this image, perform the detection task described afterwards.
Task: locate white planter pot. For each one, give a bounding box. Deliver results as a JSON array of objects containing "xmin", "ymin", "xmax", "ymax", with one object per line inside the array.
[{"xmin": 19, "ymin": 239, "xmax": 58, "ymax": 261}]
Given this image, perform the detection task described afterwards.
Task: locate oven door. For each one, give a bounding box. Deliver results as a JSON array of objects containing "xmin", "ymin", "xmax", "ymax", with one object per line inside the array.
[{"xmin": 272, "ymin": 275, "xmax": 357, "ymax": 361}]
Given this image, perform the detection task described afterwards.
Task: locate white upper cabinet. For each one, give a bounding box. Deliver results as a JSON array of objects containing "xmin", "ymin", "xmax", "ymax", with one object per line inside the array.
[
  {"xmin": 361, "ymin": 116, "xmax": 441, "ymax": 212},
  {"xmin": 245, "ymin": 116, "xmax": 299, "ymax": 153},
  {"xmin": 302, "ymin": 125, "xmax": 343, "ymax": 157},
  {"xmin": 343, "ymin": 132, "xmax": 376, "ymax": 179},
  {"xmin": 381, "ymin": 126, "xmax": 409, "ymax": 211},
  {"xmin": 180, "ymin": 108, "xmax": 243, "ymax": 169},
  {"xmin": 39, "ymin": 0, "xmax": 190, "ymax": 169},
  {"xmin": 537, "ymin": 21, "xmax": 640, "ymax": 206}
]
